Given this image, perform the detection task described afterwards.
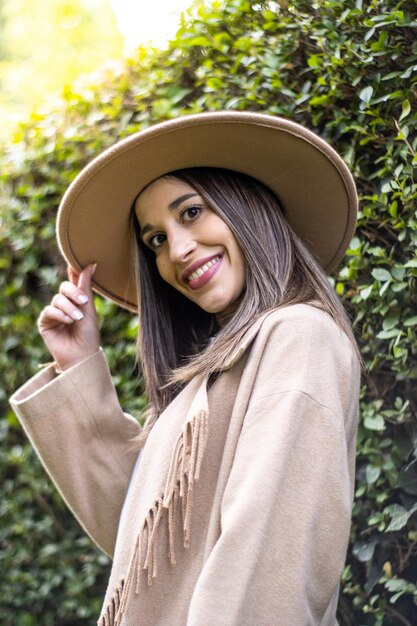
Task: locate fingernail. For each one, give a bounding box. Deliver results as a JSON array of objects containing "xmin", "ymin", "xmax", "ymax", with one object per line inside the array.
[
  {"xmin": 73, "ymin": 310, "xmax": 84, "ymax": 321},
  {"xmin": 78, "ymin": 295, "xmax": 89, "ymax": 304},
  {"xmin": 91, "ymin": 263, "xmax": 98, "ymax": 275}
]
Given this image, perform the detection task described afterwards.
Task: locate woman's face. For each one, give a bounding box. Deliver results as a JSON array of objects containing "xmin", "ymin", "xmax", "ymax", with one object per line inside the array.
[{"xmin": 135, "ymin": 177, "xmax": 246, "ymax": 319}]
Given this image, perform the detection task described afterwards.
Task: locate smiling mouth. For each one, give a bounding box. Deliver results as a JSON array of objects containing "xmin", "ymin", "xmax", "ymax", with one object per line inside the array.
[{"xmin": 185, "ymin": 255, "xmax": 222, "ymax": 283}]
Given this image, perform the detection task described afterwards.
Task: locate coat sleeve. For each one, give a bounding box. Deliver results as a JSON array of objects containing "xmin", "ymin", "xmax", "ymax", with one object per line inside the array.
[
  {"xmin": 187, "ymin": 310, "xmax": 359, "ymax": 626},
  {"xmin": 9, "ymin": 349, "xmax": 142, "ymax": 557}
]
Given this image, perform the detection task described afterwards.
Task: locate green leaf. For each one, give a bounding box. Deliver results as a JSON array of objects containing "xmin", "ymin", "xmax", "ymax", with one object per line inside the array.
[
  {"xmin": 393, "ymin": 346, "xmax": 407, "ymax": 359},
  {"xmin": 360, "ymin": 285, "xmax": 373, "ymax": 300},
  {"xmin": 386, "ymin": 504, "xmax": 417, "ymax": 531},
  {"xmin": 382, "ymin": 315, "xmax": 399, "ymax": 331},
  {"xmin": 377, "ymin": 329, "xmax": 401, "ymax": 340},
  {"xmin": 391, "ymin": 281, "xmax": 407, "ymax": 293},
  {"xmin": 391, "ymin": 266, "xmax": 405, "ymax": 281},
  {"xmin": 364, "ymin": 415, "xmax": 385, "ymax": 431},
  {"xmin": 186, "ymin": 35, "xmax": 211, "ymax": 47},
  {"xmin": 307, "ymin": 54, "xmax": 321, "ymax": 68},
  {"xmin": 389, "ymin": 201, "xmax": 398, "ymax": 217},
  {"xmin": 359, "ymin": 86, "xmax": 373, "ymax": 104},
  {"xmin": 398, "ymin": 460, "xmax": 417, "ymax": 495},
  {"xmin": 371, "ymin": 268, "xmax": 392, "ymax": 282},
  {"xmin": 309, "ymin": 94, "xmax": 330, "ymax": 107},
  {"xmin": 385, "ymin": 577, "xmax": 409, "ymax": 592},
  {"xmin": 399, "ymin": 99, "xmax": 411, "ymax": 121},
  {"xmin": 353, "ymin": 540, "xmax": 376, "ymax": 562},
  {"xmin": 364, "ymin": 27, "xmax": 376, "ymax": 41},
  {"xmin": 366, "ymin": 465, "xmax": 381, "ymax": 484},
  {"xmin": 349, "ymin": 236, "xmax": 361, "ymax": 250}
]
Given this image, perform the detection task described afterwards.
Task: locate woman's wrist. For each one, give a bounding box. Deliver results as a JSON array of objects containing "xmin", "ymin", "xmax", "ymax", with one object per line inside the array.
[{"xmin": 55, "ymin": 348, "xmax": 102, "ymax": 374}]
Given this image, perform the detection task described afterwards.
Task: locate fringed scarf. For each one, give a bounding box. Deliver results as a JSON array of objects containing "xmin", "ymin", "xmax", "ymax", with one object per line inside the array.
[{"xmin": 99, "ymin": 410, "xmax": 209, "ymax": 626}]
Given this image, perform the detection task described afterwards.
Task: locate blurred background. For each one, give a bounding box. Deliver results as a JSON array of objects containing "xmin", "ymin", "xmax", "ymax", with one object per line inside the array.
[
  {"xmin": 1, "ymin": 1, "xmax": 416, "ymax": 624},
  {"xmin": 0, "ymin": 0, "xmax": 191, "ymax": 137}
]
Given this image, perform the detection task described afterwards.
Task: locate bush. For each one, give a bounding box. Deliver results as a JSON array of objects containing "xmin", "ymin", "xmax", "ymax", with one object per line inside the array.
[{"xmin": 1, "ymin": 0, "xmax": 416, "ymax": 623}]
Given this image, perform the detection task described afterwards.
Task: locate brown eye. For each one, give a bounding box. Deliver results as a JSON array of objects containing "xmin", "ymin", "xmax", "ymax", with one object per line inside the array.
[
  {"xmin": 182, "ymin": 205, "xmax": 202, "ymax": 222},
  {"xmin": 148, "ymin": 233, "xmax": 166, "ymax": 249}
]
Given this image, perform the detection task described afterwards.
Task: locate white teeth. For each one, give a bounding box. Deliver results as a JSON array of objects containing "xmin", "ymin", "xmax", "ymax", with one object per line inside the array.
[{"xmin": 188, "ymin": 256, "xmax": 220, "ymax": 282}]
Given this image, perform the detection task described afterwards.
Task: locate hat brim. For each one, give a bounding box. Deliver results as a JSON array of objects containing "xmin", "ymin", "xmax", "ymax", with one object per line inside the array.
[{"xmin": 57, "ymin": 111, "xmax": 357, "ymax": 312}]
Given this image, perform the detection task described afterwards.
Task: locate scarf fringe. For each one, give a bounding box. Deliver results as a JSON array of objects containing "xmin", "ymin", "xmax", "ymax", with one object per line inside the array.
[
  {"xmin": 98, "ymin": 409, "xmax": 208, "ymax": 626},
  {"xmin": 99, "ymin": 579, "xmax": 125, "ymax": 626}
]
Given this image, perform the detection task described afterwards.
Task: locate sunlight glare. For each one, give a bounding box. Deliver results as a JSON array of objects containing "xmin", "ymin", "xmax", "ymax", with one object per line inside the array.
[{"xmin": 111, "ymin": 0, "xmax": 193, "ymax": 50}]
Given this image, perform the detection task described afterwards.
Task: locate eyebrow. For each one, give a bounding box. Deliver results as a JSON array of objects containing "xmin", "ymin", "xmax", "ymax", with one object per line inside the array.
[
  {"xmin": 139, "ymin": 192, "xmax": 200, "ymax": 239},
  {"xmin": 169, "ymin": 192, "xmax": 199, "ymax": 209}
]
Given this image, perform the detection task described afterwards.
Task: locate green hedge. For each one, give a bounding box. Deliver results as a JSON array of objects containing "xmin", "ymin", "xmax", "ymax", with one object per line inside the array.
[{"xmin": 1, "ymin": 0, "xmax": 416, "ymax": 623}]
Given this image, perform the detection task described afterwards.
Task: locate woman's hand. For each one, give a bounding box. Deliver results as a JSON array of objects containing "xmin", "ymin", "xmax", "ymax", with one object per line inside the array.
[{"xmin": 38, "ymin": 264, "xmax": 101, "ymax": 372}]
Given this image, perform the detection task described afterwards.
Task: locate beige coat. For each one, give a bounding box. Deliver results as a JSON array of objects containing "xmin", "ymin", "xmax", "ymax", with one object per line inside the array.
[{"xmin": 10, "ymin": 304, "xmax": 360, "ymax": 626}]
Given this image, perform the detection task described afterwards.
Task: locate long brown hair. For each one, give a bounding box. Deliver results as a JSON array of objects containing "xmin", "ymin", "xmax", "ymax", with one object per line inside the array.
[{"xmin": 133, "ymin": 167, "xmax": 358, "ymax": 436}]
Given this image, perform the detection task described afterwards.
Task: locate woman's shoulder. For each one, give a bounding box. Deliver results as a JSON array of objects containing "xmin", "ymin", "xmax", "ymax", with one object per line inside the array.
[
  {"xmin": 223, "ymin": 302, "xmax": 357, "ymax": 374},
  {"xmin": 258, "ymin": 302, "xmax": 345, "ymax": 340},
  {"xmin": 247, "ymin": 303, "xmax": 360, "ymax": 412},
  {"xmin": 252, "ymin": 302, "xmax": 358, "ymax": 373}
]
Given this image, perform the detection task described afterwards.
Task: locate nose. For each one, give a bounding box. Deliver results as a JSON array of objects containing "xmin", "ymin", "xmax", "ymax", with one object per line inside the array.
[{"xmin": 168, "ymin": 229, "xmax": 197, "ymax": 263}]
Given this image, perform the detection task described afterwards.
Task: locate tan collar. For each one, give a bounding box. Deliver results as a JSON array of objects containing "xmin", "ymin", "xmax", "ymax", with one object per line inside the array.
[{"xmin": 220, "ymin": 311, "xmax": 273, "ymax": 371}]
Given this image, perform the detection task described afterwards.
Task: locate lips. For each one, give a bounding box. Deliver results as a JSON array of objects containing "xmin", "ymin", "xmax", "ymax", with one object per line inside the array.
[{"xmin": 182, "ymin": 254, "xmax": 223, "ymax": 290}]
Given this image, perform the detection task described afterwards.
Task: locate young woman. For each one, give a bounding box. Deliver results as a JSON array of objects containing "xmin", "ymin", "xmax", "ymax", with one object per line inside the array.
[{"xmin": 10, "ymin": 112, "xmax": 361, "ymax": 626}]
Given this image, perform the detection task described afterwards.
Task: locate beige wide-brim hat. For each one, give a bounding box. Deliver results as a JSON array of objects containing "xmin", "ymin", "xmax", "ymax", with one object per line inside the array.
[{"xmin": 57, "ymin": 111, "xmax": 358, "ymax": 312}]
